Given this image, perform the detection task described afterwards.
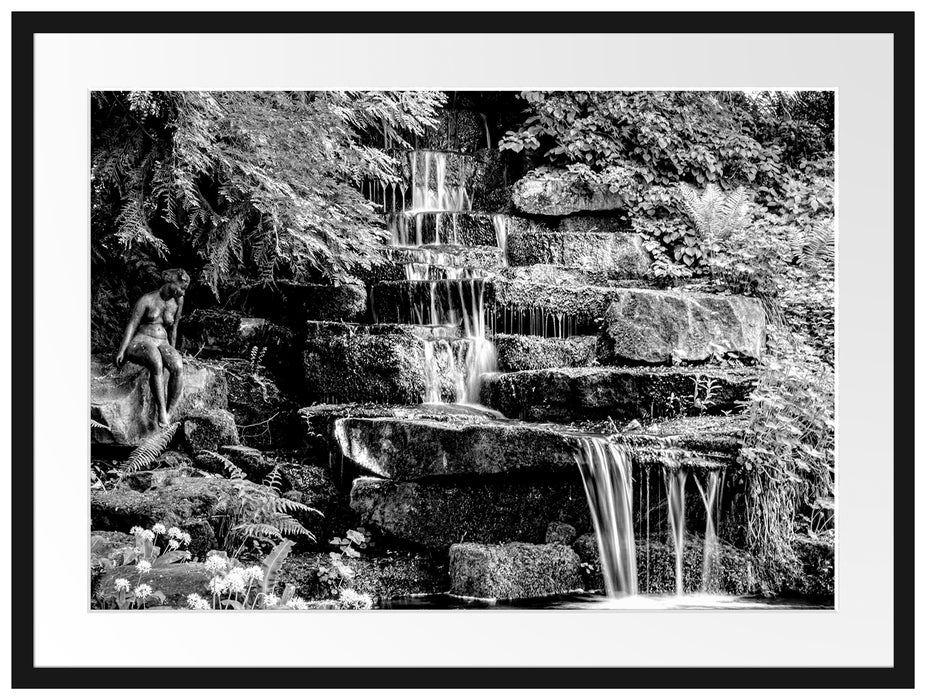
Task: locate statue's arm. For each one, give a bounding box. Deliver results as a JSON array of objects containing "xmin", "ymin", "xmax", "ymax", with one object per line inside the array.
[
  {"xmin": 115, "ymin": 297, "xmax": 146, "ymax": 366},
  {"xmin": 170, "ymin": 297, "xmax": 184, "ymax": 348}
]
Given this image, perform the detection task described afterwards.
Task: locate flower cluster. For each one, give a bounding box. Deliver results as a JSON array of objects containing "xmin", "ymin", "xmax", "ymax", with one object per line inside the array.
[{"xmin": 186, "ymin": 593, "xmax": 210, "ymax": 610}]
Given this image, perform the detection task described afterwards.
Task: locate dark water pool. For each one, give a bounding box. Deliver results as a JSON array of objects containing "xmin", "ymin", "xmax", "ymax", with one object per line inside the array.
[{"xmin": 378, "ymin": 592, "xmax": 834, "ymax": 610}]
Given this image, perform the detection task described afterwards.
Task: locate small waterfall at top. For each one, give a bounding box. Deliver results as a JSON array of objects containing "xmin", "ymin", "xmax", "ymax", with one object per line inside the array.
[
  {"xmin": 693, "ymin": 470, "xmax": 725, "ymax": 593},
  {"xmin": 387, "ymin": 149, "xmax": 497, "ymax": 406},
  {"xmin": 411, "ymin": 150, "xmax": 472, "ymax": 213},
  {"xmin": 574, "ymin": 436, "xmax": 638, "ymax": 597},
  {"xmin": 664, "ymin": 468, "xmax": 687, "ymax": 596}
]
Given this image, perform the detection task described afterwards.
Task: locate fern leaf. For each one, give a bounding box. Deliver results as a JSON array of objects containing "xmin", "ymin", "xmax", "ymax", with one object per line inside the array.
[
  {"xmin": 262, "ymin": 465, "xmax": 283, "ymax": 493},
  {"xmin": 201, "ymin": 449, "xmax": 247, "ymax": 480},
  {"xmin": 261, "ymin": 539, "xmax": 294, "ymax": 596},
  {"xmin": 121, "ymin": 422, "xmax": 179, "ymax": 474},
  {"xmin": 90, "ymin": 418, "xmax": 109, "ymax": 431}
]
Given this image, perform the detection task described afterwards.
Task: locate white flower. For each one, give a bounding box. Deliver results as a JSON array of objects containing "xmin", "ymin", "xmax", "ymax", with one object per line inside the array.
[
  {"xmin": 135, "ymin": 560, "xmax": 152, "ymax": 574},
  {"xmin": 167, "ymin": 539, "xmax": 180, "ymax": 551},
  {"xmin": 207, "ymin": 576, "xmax": 227, "ymax": 595},
  {"xmin": 205, "ymin": 554, "xmax": 227, "ymax": 574},
  {"xmin": 186, "ymin": 593, "xmax": 210, "ymax": 610},
  {"xmin": 262, "ymin": 593, "xmax": 279, "ymax": 608},
  {"xmin": 114, "ymin": 578, "xmax": 131, "ymax": 592},
  {"xmin": 223, "ymin": 568, "xmax": 246, "ymax": 594},
  {"xmin": 286, "ymin": 596, "xmax": 309, "ymax": 610},
  {"xmin": 129, "ymin": 526, "xmax": 142, "ymax": 536},
  {"xmin": 134, "ymin": 584, "xmax": 153, "ymax": 599},
  {"xmin": 180, "ymin": 532, "xmax": 192, "ymax": 545},
  {"xmin": 167, "ymin": 526, "xmax": 183, "ymax": 540},
  {"xmin": 139, "ymin": 529, "xmax": 155, "ymax": 541},
  {"xmin": 152, "ymin": 523, "xmax": 166, "ymax": 535},
  {"xmin": 244, "ymin": 566, "xmax": 264, "ymax": 583}
]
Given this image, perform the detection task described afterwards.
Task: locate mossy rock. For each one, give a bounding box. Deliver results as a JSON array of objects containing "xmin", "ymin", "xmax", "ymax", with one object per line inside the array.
[
  {"xmin": 481, "ymin": 366, "xmax": 757, "ymax": 423},
  {"xmin": 349, "ymin": 476, "xmax": 591, "ymax": 550},
  {"xmin": 304, "ymin": 322, "xmax": 462, "ymax": 404},
  {"xmin": 494, "ymin": 334, "xmax": 597, "ymax": 372},
  {"xmin": 598, "ymin": 289, "xmax": 767, "ymax": 364},
  {"xmin": 449, "ymin": 542, "xmax": 582, "ymax": 599}
]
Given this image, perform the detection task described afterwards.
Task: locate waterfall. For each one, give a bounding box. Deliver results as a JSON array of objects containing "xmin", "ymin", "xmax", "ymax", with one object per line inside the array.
[
  {"xmin": 410, "ymin": 150, "xmax": 471, "ymax": 213},
  {"xmin": 574, "ymin": 436, "xmax": 638, "ymax": 598},
  {"xmin": 491, "ymin": 213, "xmax": 508, "ymax": 264},
  {"xmin": 664, "ymin": 468, "xmax": 687, "ymax": 596},
  {"xmin": 693, "ymin": 470, "xmax": 725, "ymax": 593}
]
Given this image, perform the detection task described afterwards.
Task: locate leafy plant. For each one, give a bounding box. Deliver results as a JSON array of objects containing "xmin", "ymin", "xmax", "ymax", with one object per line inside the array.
[
  {"xmin": 91, "ymin": 90, "xmax": 446, "ymax": 346},
  {"xmin": 677, "ymin": 183, "xmax": 749, "ymax": 265},
  {"xmin": 737, "ymin": 333, "xmax": 835, "ymax": 589},
  {"xmin": 210, "ymin": 457, "xmax": 319, "ymax": 556},
  {"xmin": 119, "ymin": 422, "xmax": 180, "ymax": 475}
]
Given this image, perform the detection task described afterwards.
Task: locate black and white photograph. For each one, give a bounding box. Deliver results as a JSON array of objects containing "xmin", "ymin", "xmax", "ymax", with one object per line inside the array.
[
  {"xmin": 87, "ymin": 88, "xmax": 835, "ymax": 612},
  {"xmin": 12, "ymin": 8, "xmax": 912, "ymax": 689}
]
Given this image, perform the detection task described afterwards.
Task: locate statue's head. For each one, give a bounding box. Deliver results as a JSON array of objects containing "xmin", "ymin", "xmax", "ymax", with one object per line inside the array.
[{"xmin": 161, "ymin": 268, "xmax": 190, "ymax": 300}]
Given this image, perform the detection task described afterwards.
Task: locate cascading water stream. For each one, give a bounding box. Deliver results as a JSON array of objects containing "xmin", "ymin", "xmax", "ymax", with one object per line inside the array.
[
  {"xmin": 574, "ymin": 436, "xmax": 638, "ymax": 598},
  {"xmin": 388, "ymin": 149, "xmax": 497, "ymax": 406},
  {"xmin": 693, "ymin": 470, "xmax": 725, "ymax": 593},
  {"xmin": 664, "ymin": 468, "xmax": 687, "ymax": 596}
]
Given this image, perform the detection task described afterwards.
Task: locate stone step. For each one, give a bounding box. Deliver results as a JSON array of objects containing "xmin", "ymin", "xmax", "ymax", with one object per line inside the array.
[
  {"xmin": 371, "ymin": 282, "xmax": 766, "ymax": 362},
  {"xmin": 334, "ymin": 410, "xmax": 739, "ymax": 482},
  {"xmin": 480, "ymin": 366, "xmax": 758, "ymax": 423},
  {"xmin": 494, "ymin": 334, "xmax": 597, "ymax": 372},
  {"xmin": 506, "ymin": 229, "xmax": 649, "ymax": 276},
  {"xmin": 303, "ymin": 321, "xmax": 472, "ymax": 405},
  {"xmin": 387, "ymin": 211, "xmax": 505, "ymax": 248}
]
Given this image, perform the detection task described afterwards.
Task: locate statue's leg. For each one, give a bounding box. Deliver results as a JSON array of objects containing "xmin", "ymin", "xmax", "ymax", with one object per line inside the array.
[
  {"xmin": 125, "ymin": 339, "xmax": 169, "ymax": 426},
  {"xmin": 159, "ymin": 343, "xmax": 184, "ymax": 417}
]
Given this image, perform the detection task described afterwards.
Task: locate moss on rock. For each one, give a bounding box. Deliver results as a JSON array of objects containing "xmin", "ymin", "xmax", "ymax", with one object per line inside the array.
[
  {"xmin": 494, "ymin": 334, "xmax": 597, "ymax": 372},
  {"xmin": 449, "ymin": 542, "xmax": 582, "ymax": 599},
  {"xmin": 349, "ymin": 476, "xmax": 591, "ymax": 550}
]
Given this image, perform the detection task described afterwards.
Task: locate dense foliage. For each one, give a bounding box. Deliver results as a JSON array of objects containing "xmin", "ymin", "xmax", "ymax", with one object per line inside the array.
[
  {"xmin": 499, "ymin": 91, "xmax": 835, "ymax": 361},
  {"xmin": 91, "ymin": 90, "xmax": 445, "ymax": 348}
]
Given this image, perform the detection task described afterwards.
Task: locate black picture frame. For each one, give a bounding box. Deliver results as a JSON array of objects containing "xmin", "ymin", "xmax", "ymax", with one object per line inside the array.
[{"xmin": 10, "ymin": 10, "xmax": 915, "ymax": 689}]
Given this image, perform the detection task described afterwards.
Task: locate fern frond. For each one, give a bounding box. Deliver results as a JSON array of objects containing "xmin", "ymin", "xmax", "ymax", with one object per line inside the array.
[
  {"xmin": 261, "ymin": 539, "xmax": 294, "ymax": 596},
  {"xmin": 90, "ymin": 418, "xmax": 109, "ymax": 431},
  {"xmin": 121, "ymin": 422, "xmax": 179, "ymax": 474},
  {"xmin": 272, "ymin": 496, "xmax": 321, "ymax": 516},
  {"xmin": 201, "ymin": 450, "xmax": 247, "ymax": 481},
  {"xmin": 262, "ymin": 465, "xmax": 283, "ymax": 494},
  {"xmin": 232, "ymin": 522, "xmax": 282, "ymax": 541}
]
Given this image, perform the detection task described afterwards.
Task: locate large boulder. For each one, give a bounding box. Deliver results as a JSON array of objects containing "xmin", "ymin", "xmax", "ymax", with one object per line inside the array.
[
  {"xmin": 449, "ymin": 542, "xmax": 582, "ymax": 599},
  {"xmin": 597, "ymin": 289, "xmax": 766, "ymax": 364},
  {"xmin": 481, "ymin": 366, "xmax": 757, "ymax": 423},
  {"xmin": 349, "ymin": 477, "xmax": 590, "ymax": 549},
  {"xmin": 303, "ymin": 322, "xmax": 460, "ymax": 404},
  {"xmin": 91, "ymin": 355, "xmax": 228, "ymax": 446},
  {"xmin": 335, "ymin": 416, "xmax": 576, "ymax": 480},
  {"xmin": 512, "ymin": 171, "xmax": 625, "ymax": 216}
]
